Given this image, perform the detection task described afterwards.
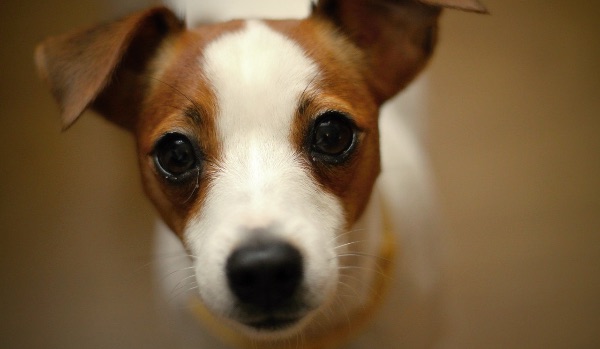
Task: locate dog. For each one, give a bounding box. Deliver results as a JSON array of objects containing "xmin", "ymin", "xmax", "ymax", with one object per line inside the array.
[{"xmin": 35, "ymin": 0, "xmax": 486, "ymax": 347}]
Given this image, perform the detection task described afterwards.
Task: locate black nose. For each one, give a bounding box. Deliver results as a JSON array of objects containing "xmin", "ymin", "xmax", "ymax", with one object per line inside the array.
[{"xmin": 226, "ymin": 240, "xmax": 303, "ymax": 310}]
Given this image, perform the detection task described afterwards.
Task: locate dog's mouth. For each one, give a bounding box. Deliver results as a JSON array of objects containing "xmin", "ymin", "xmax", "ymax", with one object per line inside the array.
[
  {"xmin": 232, "ymin": 302, "xmax": 314, "ymax": 334},
  {"xmin": 242, "ymin": 315, "xmax": 302, "ymax": 331}
]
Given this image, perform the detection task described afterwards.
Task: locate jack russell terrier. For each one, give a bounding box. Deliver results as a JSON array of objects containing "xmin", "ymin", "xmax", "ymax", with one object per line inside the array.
[{"xmin": 35, "ymin": 0, "xmax": 486, "ymax": 348}]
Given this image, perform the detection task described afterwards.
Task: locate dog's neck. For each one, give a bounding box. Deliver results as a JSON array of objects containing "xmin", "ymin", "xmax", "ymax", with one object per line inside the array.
[{"xmin": 188, "ymin": 189, "xmax": 395, "ymax": 348}]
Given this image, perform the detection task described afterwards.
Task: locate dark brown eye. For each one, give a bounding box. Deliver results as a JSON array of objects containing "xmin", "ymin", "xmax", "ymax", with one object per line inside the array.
[
  {"xmin": 311, "ymin": 112, "xmax": 356, "ymax": 162},
  {"xmin": 153, "ymin": 133, "xmax": 199, "ymax": 182}
]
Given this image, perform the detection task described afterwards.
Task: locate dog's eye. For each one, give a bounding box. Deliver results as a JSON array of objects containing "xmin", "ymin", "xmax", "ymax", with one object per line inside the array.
[
  {"xmin": 311, "ymin": 112, "xmax": 356, "ymax": 163},
  {"xmin": 153, "ymin": 133, "xmax": 199, "ymax": 182}
]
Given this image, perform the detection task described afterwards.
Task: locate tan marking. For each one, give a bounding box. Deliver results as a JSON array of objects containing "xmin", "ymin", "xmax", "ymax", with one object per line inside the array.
[
  {"xmin": 267, "ymin": 18, "xmax": 382, "ymax": 227},
  {"xmin": 136, "ymin": 22, "xmax": 244, "ymax": 236}
]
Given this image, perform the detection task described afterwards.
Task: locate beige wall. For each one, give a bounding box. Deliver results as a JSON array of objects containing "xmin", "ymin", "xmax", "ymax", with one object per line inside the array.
[
  {"xmin": 1, "ymin": 1, "xmax": 598, "ymax": 348},
  {"xmin": 428, "ymin": 2, "xmax": 600, "ymax": 347}
]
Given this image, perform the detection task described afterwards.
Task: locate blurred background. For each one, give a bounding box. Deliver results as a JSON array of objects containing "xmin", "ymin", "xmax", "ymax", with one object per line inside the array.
[{"xmin": 1, "ymin": 0, "xmax": 598, "ymax": 348}]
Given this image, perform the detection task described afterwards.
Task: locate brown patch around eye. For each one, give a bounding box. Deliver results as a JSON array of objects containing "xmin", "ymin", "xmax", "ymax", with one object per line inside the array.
[
  {"xmin": 136, "ymin": 30, "xmax": 230, "ymax": 236},
  {"xmin": 291, "ymin": 92, "xmax": 380, "ymax": 226},
  {"xmin": 184, "ymin": 106, "xmax": 202, "ymax": 125},
  {"xmin": 271, "ymin": 19, "xmax": 382, "ymax": 225}
]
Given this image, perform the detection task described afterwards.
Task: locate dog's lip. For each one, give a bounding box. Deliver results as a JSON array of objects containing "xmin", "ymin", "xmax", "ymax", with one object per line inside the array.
[
  {"xmin": 234, "ymin": 299, "xmax": 315, "ymax": 331},
  {"xmin": 242, "ymin": 315, "xmax": 302, "ymax": 331}
]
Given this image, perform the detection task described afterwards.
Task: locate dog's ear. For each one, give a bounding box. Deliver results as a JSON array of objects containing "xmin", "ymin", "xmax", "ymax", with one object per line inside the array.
[
  {"xmin": 418, "ymin": 0, "xmax": 487, "ymax": 12},
  {"xmin": 35, "ymin": 6, "xmax": 184, "ymax": 130},
  {"xmin": 312, "ymin": 0, "xmax": 487, "ymax": 104}
]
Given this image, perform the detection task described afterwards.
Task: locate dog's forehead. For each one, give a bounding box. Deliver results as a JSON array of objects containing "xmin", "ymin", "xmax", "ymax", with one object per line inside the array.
[
  {"xmin": 141, "ymin": 18, "xmax": 381, "ymax": 233},
  {"xmin": 201, "ymin": 20, "xmax": 319, "ymax": 140},
  {"xmin": 145, "ymin": 18, "xmax": 375, "ymax": 139}
]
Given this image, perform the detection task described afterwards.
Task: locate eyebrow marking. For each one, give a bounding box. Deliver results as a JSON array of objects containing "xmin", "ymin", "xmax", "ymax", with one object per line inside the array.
[
  {"xmin": 298, "ymin": 71, "xmax": 320, "ymax": 115},
  {"xmin": 151, "ymin": 76, "xmax": 207, "ymax": 125},
  {"xmin": 184, "ymin": 106, "xmax": 203, "ymax": 125},
  {"xmin": 297, "ymin": 96, "xmax": 312, "ymax": 116}
]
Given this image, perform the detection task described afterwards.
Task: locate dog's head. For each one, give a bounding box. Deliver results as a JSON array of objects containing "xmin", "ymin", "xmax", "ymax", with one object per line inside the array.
[{"xmin": 36, "ymin": 0, "xmax": 485, "ymax": 339}]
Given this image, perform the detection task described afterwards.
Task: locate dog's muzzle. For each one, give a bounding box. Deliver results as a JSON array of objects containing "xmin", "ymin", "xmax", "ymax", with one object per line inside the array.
[{"xmin": 226, "ymin": 238, "xmax": 306, "ymax": 330}]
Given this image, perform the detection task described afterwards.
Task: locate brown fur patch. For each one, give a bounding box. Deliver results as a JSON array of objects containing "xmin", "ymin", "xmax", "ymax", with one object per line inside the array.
[
  {"xmin": 35, "ymin": 7, "xmax": 184, "ymax": 129},
  {"xmin": 266, "ymin": 19, "xmax": 382, "ymax": 227},
  {"xmin": 136, "ymin": 22, "xmax": 244, "ymax": 236}
]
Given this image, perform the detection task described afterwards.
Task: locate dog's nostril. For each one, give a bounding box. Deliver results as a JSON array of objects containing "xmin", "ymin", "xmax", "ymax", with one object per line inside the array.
[{"xmin": 226, "ymin": 240, "xmax": 303, "ymax": 309}]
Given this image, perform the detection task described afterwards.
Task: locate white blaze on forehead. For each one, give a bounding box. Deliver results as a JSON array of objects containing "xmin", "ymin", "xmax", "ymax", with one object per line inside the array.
[
  {"xmin": 203, "ymin": 20, "xmax": 317, "ymax": 146},
  {"xmin": 200, "ymin": 20, "xmax": 325, "ymax": 221},
  {"xmin": 187, "ymin": 21, "xmax": 343, "ymax": 315}
]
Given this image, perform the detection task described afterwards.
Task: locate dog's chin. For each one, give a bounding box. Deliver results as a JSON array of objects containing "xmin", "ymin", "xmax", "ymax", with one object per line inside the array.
[
  {"xmin": 241, "ymin": 316, "xmax": 303, "ymax": 336},
  {"xmin": 231, "ymin": 310, "xmax": 315, "ymax": 340}
]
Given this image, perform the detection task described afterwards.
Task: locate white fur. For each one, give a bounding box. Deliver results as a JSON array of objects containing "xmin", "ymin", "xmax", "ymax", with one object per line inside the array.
[
  {"xmin": 166, "ymin": 0, "xmax": 310, "ymax": 26},
  {"xmin": 183, "ymin": 20, "xmax": 344, "ymax": 332}
]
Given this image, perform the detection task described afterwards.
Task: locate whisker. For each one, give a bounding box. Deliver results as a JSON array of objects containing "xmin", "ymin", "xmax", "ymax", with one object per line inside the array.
[
  {"xmin": 299, "ymin": 70, "xmax": 320, "ymax": 104},
  {"xmin": 337, "ymin": 265, "xmax": 392, "ymax": 280},
  {"xmin": 337, "ymin": 280, "xmax": 361, "ymax": 300},
  {"xmin": 333, "ymin": 240, "xmax": 368, "ymax": 250},
  {"xmin": 167, "ymin": 282, "xmax": 195, "ymax": 309},
  {"xmin": 333, "ymin": 252, "xmax": 391, "ymax": 263},
  {"xmin": 130, "ymin": 252, "xmax": 195, "ymax": 274},
  {"xmin": 158, "ymin": 266, "xmax": 196, "ymax": 284},
  {"xmin": 314, "ymin": 310, "xmax": 329, "ymax": 331},
  {"xmin": 169, "ymin": 282, "xmax": 197, "ymax": 302},
  {"xmin": 183, "ymin": 167, "xmax": 201, "ymax": 204},
  {"xmin": 338, "ymin": 273, "xmax": 378, "ymax": 302},
  {"xmin": 316, "ymin": 302, "xmax": 334, "ymax": 327},
  {"xmin": 154, "ymin": 252, "xmax": 198, "ymax": 260},
  {"xmin": 338, "ymin": 271, "xmax": 370, "ymax": 285},
  {"xmin": 332, "ymin": 295, "xmax": 352, "ymax": 330},
  {"xmin": 170, "ymin": 273, "xmax": 197, "ymax": 296},
  {"xmin": 163, "ymin": 265, "xmax": 196, "ymax": 274},
  {"xmin": 329, "ymin": 228, "xmax": 367, "ymax": 244}
]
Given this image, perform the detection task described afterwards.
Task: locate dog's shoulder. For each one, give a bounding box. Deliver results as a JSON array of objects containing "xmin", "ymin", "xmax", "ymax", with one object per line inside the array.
[{"xmin": 357, "ymin": 88, "xmax": 443, "ymax": 348}]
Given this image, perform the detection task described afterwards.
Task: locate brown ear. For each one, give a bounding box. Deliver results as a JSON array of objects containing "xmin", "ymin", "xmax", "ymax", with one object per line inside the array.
[
  {"xmin": 313, "ymin": 0, "xmax": 487, "ymax": 104},
  {"xmin": 419, "ymin": 0, "xmax": 487, "ymax": 13},
  {"xmin": 35, "ymin": 6, "xmax": 184, "ymax": 130}
]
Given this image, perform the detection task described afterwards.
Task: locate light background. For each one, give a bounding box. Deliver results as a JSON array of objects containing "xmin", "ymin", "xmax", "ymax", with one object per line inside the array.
[{"xmin": 1, "ymin": 1, "xmax": 598, "ymax": 348}]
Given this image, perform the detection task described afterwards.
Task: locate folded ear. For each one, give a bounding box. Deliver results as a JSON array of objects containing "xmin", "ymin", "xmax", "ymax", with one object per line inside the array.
[
  {"xmin": 419, "ymin": 0, "xmax": 487, "ymax": 12},
  {"xmin": 35, "ymin": 6, "xmax": 184, "ymax": 130},
  {"xmin": 313, "ymin": 0, "xmax": 487, "ymax": 104}
]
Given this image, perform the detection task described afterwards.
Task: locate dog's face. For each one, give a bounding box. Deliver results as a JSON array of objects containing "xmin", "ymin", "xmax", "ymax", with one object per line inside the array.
[
  {"xmin": 140, "ymin": 19, "xmax": 381, "ymax": 333},
  {"xmin": 36, "ymin": 0, "xmax": 486, "ymax": 339}
]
